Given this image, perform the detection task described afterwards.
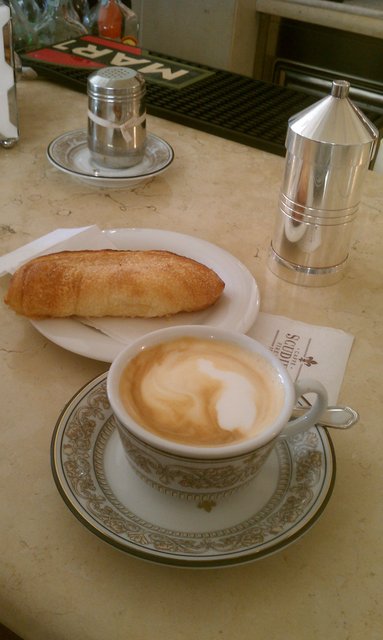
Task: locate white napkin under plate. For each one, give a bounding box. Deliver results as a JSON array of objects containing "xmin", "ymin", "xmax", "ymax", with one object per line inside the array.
[
  {"xmin": 1, "ymin": 227, "xmax": 354, "ymax": 403},
  {"xmin": 86, "ymin": 313, "xmax": 353, "ymax": 404},
  {"xmin": 84, "ymin": 312, "xmax": 354, "ymax": 404},
  {"xmin": 0, "ymin": 225, "xmax": 116, "ymax": 276}
]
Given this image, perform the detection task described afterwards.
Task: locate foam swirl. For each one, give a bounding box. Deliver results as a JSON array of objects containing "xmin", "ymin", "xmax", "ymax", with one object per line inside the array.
[{"xmin": 119, "ymin": 337, "xmax": 285, "ymax": 446}]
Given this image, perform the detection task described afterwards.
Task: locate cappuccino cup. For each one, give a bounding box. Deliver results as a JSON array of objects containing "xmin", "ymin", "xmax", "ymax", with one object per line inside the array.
[{"xmin": 107, "ymin": 325, "xmax": 328, "ymax": 504}]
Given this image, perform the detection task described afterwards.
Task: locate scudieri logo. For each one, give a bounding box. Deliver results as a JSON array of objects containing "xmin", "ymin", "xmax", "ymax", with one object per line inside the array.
[
  {"xmin": 270, "ymin": 332, "xmax": 319, "ymax": 377},
  {"xmin": 299, "ymin": 356, "xmax": 318, "ymax": 367}
]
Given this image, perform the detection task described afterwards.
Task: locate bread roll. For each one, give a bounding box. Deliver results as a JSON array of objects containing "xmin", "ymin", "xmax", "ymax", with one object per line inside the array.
[{"xmin": 4, "ymin": 249, "xmax": 225, "ymax": 318}]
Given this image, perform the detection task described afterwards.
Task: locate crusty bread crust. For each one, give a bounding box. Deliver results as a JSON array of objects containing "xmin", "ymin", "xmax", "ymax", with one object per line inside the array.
[{"xmin": 4, "ymin": 249, "xmax": 225, "ymax": 318}]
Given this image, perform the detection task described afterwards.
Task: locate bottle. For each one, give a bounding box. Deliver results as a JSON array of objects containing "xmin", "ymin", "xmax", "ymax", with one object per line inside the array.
[
  {"xmin": 16, "ymin": 0, "xmax": 41, "ymax": 23},
  {"xmin": 72, "ymin": 0, "xmax": 89, "ymax": 23},
  {"xmin": 0, "ymin": 1, "xmax": 19, "ymax": 147},
  {"xmin": 8, "ymin": 0, "xmax": 38, "ymax": 51},
  {"xmin": 268, "ymin": 80, "xmax": 379, "ymax": 286},
  {"xmin": 86, "ymin": 0, "xmax": 139, "ymax": 46},
  {"xmin": 35, "ymin": 0, "xmax": 87, "ymax": 47}
]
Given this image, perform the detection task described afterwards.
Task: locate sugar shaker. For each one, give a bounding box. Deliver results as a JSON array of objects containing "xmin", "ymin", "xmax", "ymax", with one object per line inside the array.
[
  {"xmin": 87, "ymin": 66, "xmax": 146, "ymax": 169},
  {"xmin": 268, "ymin": 80, "xmax": 379, "ymax": 286},
  {"xmin": 0, "ymin": 1, "xmax": 19, "ymax": 148}
]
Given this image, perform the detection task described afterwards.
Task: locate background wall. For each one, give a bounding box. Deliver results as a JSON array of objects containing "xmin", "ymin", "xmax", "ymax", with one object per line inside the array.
[{"xmin": 140, "ymin": 0, "xmax": 257, "ymax": 76}]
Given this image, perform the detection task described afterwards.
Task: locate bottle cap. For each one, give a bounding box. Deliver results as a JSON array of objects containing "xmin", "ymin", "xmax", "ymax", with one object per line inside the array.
[{"xmin": 87, "ymin": 67, "xmax": 145, "ymax": 101}]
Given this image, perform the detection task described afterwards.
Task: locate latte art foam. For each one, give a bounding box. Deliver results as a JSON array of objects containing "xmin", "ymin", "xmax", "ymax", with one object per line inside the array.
[
  {"xmin": 197, "ymin": 358, "xmax": 256, "ymax": 432},
  {"xmin": 119, "ymin": 337, "xmax": 285, "ymax": 446}
]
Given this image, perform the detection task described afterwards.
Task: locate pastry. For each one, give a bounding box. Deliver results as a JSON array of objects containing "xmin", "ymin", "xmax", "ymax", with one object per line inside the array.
[{"xmin": 4, "ymin": 249, "xmax": 225, "ymax": 318}]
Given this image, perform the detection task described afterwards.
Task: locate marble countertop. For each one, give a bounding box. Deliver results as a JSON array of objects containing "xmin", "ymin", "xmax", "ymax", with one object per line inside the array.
[
  {"xmin": 255, "ymin": 0, "xmax": 383, "ymax": 38},
  {"xmin": 1, "ymin": 78, "xmax": 382, "ymax": 640}
]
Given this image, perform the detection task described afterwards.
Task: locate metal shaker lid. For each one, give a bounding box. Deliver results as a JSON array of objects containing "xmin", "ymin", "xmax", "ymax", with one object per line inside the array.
[
  {"xmin": 286, "ymin": 80, "xmax": 379, "ymax": 164},
  {"xmin": 87, "ymin": 67, "xmax": 146, "ymax": 100}
]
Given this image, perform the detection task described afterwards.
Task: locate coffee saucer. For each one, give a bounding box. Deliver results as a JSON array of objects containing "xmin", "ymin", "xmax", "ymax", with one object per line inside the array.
[
  {"xmin": 51, "ymin": 374, "xmax": 336, "ymax": 568},
  {"xmin": 47, "ymin": 130, "xmax": 174, "ymax": 188}
]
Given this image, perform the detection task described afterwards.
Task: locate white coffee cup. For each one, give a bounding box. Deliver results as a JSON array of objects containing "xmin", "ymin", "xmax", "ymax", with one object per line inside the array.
[{"xmin": 107, "ymin": 325, "xmax": 328, "ymax": 505}]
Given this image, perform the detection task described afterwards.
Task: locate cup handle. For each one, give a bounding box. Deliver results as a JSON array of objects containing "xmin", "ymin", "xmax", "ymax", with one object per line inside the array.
[{"xmin": 279, "ymin": 378, "xmax": 328, "ymax": 439}]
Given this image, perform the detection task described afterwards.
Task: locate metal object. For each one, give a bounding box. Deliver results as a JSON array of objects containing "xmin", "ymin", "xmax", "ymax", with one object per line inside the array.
[
  {"xmin": 291, "ymin": 405, "xmax": 359, "ymax": 430},
  {"xmin": 87, "ymin": 66, "xmax": 146, "ymax": 169},
  {"xmin": 268, "ymin": 79, "xmax": 379, "ymax": 286},
  {"xmin": 0, "ymin": 1, "xmax": 19, "ymax": 148},
  {"xmin": 19, "ymin": 38, "xmax": 383, "ymax": 157}
]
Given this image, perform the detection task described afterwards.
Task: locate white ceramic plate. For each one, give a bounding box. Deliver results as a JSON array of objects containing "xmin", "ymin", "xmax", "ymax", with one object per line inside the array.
[
  {"xmin": 30, "ymin": 228, "xmax": 260, "ymax": 362},
  {"xmin": 51, "ymin": 374, "xmax": 336, "ymax": 568},
  {"xmin": 47, "ymin": 130, "xmax": 174, "ymax": 188}
]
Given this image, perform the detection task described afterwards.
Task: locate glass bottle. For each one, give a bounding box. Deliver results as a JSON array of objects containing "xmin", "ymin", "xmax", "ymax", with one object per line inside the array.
[
  {"xmin": 86, "ymin": 0, "xmax": 139, "ymax": 46},
  {"xmin": 35, "ymin": 0, "xmax": 87, "ymax": 47},
  {"xmin": 16, "ymin": 0, "xmax": 42, "ymax": 23},
  {"xmin": 72, "ymin": 0, "xmax": 90, "ymax": 23},
  {"xmin": 8, "ymin": 0, "xmax": 38, "ymax": 51},
  {"xmin": 0, "ymin": 0, "xmax": 19, "ymax": 146}
]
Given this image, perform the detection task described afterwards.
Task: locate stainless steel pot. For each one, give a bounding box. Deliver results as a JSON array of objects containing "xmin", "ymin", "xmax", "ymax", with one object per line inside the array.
[{"xmin": 268, "ymin": 79, "xmax": 379, "ymax": 286}]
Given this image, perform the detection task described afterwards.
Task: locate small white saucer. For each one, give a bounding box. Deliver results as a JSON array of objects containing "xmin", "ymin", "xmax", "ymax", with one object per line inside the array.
[
  {"xmin": 46, "ymin": 130, "xmax": 174, "ymax": 188},
  {"xmin": 51, "ymin": 374, "xmax": 336, "ymax": 568}
]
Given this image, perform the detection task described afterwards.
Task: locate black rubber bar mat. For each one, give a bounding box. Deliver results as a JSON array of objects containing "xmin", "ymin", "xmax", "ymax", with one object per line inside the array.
[{"xmin": 21, "ymin": 35, "xmax": 383, "ymax": 157}]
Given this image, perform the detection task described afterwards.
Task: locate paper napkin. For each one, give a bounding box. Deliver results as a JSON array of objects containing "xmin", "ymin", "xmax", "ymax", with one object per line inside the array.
[
  {"xmin": 0, "ymin": 225, "xmax": 116, "ymax": 276},
  {"xmin": 248, "ymin": 313, "xmax": 354, "ymax": 404}
]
